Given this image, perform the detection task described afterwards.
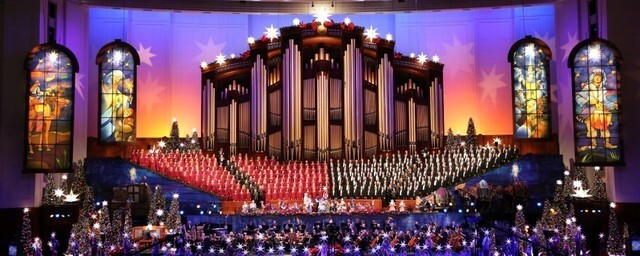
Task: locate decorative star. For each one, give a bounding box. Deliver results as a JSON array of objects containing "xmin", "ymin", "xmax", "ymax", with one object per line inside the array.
[
  {"xmin": 391, "ymin": 247, "xmax": 396, "ymax": 252},
  {"xmin": 293, "ymin": 18, "xmax": 301, "ymax": 26},
  {"xmin": 51, "ymin": 232, "xmax": 56, "ymax": 238},
  {"xmin": 303, "ymin": 247, "xmax": 309, "ymax": 252},
  {"xmin": 354, "ymin": 247, "xmax": 360, "ymax": 252},
  {"xmin": 111, "ymin": 50, "xmax": 124, "ymax": 66},
  {"xmin": 268, "ymin": 247, "xmax": 275, "ymax": 253},
  {"xmin": 185, "ymin": 242, "xmax": 191, "ymax": 248},
  {"xmin": 137, "ymin": 43, "xmax": 157, "ymax": 67},
  {"xmin": 47, "ymin": 51, "xmax": 59, "ymax": 65},
  {"xmin": 345, "ymin": 248, "xmax": 351, "ymax": 253},
  {"xmin": 97, "ymin": 242, "xmax": 102, "ymax": 248},
  {"xmin": 436, "ymin": 245, "xmax": 443, "ymax": 251},
  {"xmin": 54, "ymin": 188, "xmax": 64, "ymax": 198},
  {"xmin": 417, "ymin": 52, "xmax": 428, "ymax": 64},
  {"xmin": 511, "ymin": 226, "xmax": 518, "ymax": 233},
  {"xmin": 386, "ymin": 33, "xmax": 393, "ymax": 41},
  {"xmin": 225, "ymin": 237, "xmax": 232, "ymax": 243},
  {"xmin": 599, "ymin": 233, "xmax": 605, "ymax": 239},
  {"xmin": 63, "ymin": 190, "xmax": 80, "ymax": 202},
  {"xmin": 344, "ymin": 17, "xmax": 351, "ymax": 25},
  {"xmin": 257, "ymin": 245, "xmax": 264, "ymax": 252},
  {"xmin": 610, "ymin": 202, "xmax": 617, "ymax": 208},
  {"xmin": 237, "ymin": 243, "xmax": 244, "ymax": 249},
  {"xmin": 264, "ymin": 25, "xmax": 279, "ymax": 42},
  {"xmin": 133, "ymin": 243, "xmax": 138, "ymax": 248},
  {"xmin": 167, "ymin": 242, "xmax": 173, "ymax": 248},
  {"xmin": 209, "ymin": 248, "xmax": 215, "ymax": 253},
  {"xmin": 200, "ymin": 61, "xmax": 208, "ymax": 69},
  {"xmin": 432, "ymin": 55, "xmax": 440, "ymax": 63},
  {"xmin": 441, "ymin": 34, "xmax": 474, "ymax": 75},
  {"xmin": 446, "ymin": 244, "xmax": 452, "ymax": 250},
  {"xmin": 219, "ymin": 248, "xmax": 225, "ymax": 254},
  {"xmin": 216, "ymin": 53, "xmax": 226, "ymax": 65},
  {"xmin": 364, "ymin": 26, "xmax": 379, "ymax": 42},
  {"xmin": 548, "ymin": 237, "xmax": 555, "ymax": 243},
  {"xmin": 278, "ymin": 245, "xmax": 285, "ymax": 251},
  {"xmin": 506, "ymin": 238, "xmax": 512, "ymax": 244},
  {"xmin": 321, "ymin": 235, "xmax": 328, "ymax": 241},
  {"xmin": 290, "ymin": 247, "xmax": 298, "ymax": 253},
  {"xmin": 560, "ymin": 31, "xmax": 579, "ymax": 62},
  {"xmin": 344, "ymin": 236, "xmax": 351, "ymax": 242},
  {"xmin": 478, "ymin": 66, "xmax": 507, "ymax": 106},
  {"xmin": 247, "ymin": 36, "xmax": 255, "ymax": 44},
  {"xmin": 313, "ymin": 7, "xmax": 331, "ymax": 24},
  {"xmin": 47, "ymin": 241, "xmax": 53, "ymax": 247},
  {"xmin": 193, "ymin": 37, "xmax": 226, "ymax": 62},
  {"xmin": 516, "ymin": 204, "xmax": 523, "ymax": 211},
  {"xmin": 196, "ymin": 243, "xmax": 203, "ymax": 250}
]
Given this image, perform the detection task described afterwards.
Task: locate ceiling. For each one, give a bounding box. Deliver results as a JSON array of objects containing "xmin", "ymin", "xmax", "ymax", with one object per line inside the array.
[{"xmin": 79, "ymin": 0, "xmax": 557, "ymax": 14}]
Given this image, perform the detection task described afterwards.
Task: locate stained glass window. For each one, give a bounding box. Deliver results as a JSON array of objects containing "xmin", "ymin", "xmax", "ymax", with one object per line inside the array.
[
  {"xmin": 24, "ymin": 43, "xmax": 78, "ymax": 172},
  {"xmin": 569, "ymin": 38, "xmax": 623, "ymax": 165},
  {"xmin": 96, "ymin": 40, "xmax": 140, "ymax": 142},
  {"xmin": 508, "ymin": 36, "xmax": 552, "ymax": 139}
]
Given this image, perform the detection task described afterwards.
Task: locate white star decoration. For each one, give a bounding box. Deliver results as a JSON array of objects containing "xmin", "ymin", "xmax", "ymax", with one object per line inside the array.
[
  {"xmin": 137, "ymin": 43, "xmax": 157, "ymax": 67},
  {"xmin": 216, "ymin": 53, "xmax": 226, "ymax": 65},
  {"xmin": 587, "ymin": 44, "xmax": 602, "ymax": 62},
  {"xmin": 313, "ymin": 7, "xmax": 331, "ymax": 24},
  {"xmin": 344, "ymin": 17, "xmax": 351, "ymax": 25},
  {"xmin": 264, "ymin": 25, "xmax": 280, "ymax": 42},
  {"xmin": 417, "ymin": 52, "xmax": 428, "ymax": 64},
  {"xmin": 63, "ymin": 190, "xmax": 80, "ymax": 202},
  {"xmin": 364, "ymin": 26, "xmax": 379, "ymax": 42},
  {"xmin": 560, "ymin": 31, "xmax": 579, "ymax": 62},
  {"xmin": 54, "ymin": 188, "xmax": 64, "ymax": 198},
  {"xmin": 293, "ymin": 18, "xmax": 301, "ymax": 26},
  {"xmin": 478, "ymin": 66, "xmax": 507, "ymax": 106},
  {"xmin": 193, "ymin": 37, "xmax": 226, "ymax": 63},
  {"xmin": 386, "ymin": 33, "xmax": 393, "ymax": 41},
  {"xmin": 247, "ymin": 36, "xmax": 255, "ymax": 44},
  {"xmin": 442, "ymin": 34, "xmax": 474, "ymax": 75},
  {"xmin": 432, "ymin": 55, "xmax": 440, "ymax": 63}
]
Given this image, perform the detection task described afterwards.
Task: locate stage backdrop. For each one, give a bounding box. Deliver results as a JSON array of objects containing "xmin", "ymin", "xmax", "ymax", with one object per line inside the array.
[{"xmin": 86, "ymin": 5, "xmax": 555, "ymax": 139}]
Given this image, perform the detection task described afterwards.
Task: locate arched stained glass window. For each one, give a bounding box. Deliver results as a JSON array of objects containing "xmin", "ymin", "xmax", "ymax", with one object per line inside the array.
[
  {"xmin": 508, "ymin": 36, "xmax": 552, "ymax": 139},
  {"xmin": 569, "ymin": 37, "xmax": 623, "ymax": 166},
  {"xmin": 96, "ymin": 40, "xmax": 140, "ymax": 142},
  {"xmin": 24, "ymin": 43, "xmax": 79, "ymax": 172}
]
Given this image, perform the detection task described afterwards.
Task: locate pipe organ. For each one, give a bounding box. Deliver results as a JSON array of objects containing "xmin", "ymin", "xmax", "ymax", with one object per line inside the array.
[{"xmin": 201, "ymin": 23, "xmax": 444, "ymax": 160}]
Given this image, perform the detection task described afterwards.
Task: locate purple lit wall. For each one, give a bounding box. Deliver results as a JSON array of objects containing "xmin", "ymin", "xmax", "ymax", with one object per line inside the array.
[{"xmin": 86, "ymin": 5, "xmax": 555, "ymax": 138}]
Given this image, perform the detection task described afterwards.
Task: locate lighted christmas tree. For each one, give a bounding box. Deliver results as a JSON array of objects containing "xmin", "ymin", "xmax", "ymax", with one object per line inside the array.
[
  {"xmin": 489, "ymin": 229, "xmax": 498, "ymax": 255},
  {"xmin": 59, "ymin": 174, "xmax": 69, "ymax": 195},
  {"xmin": 592, "ymin": 167, "xmax": 607, "ymax": 201},
  {"xmin": 608, "ymin": 203, "xmax": 624, "ymax": 255},
  {"xmin": 123, "ymin": 199, "xmax": 132, "ymax": 238},
  {"xmin": 42, "ymin": 173, "xmax": 57, "ymax": 205},
  {"xmin": 166, "ymin": 193, "xmax": 181, "ymax": 233},
  {"xmin": 537, "ymin": 200, "xmax": 560, "ymax": 231},
  {"xmin": 562, "ymin": 170, "xmax": 573, "ymax": 199},
  {"xmin": 111, "ymin": 208, "xmax": 124, "ymax": 248},
  {"xmin": 21, "ymin": 208, "xmax": 33, "ymax": 256},
  {"xmin": 465, "ymin": 117, "xmax": 478, "ymax": 148},
  {"xmin": 553, "ymin": 179, "xmax": 567, "ymax": 215},
  {"xmin": 166, "ymin": 120, "xmax": 181, "ymax": 151},
  {"xmin": 574, "ymin": 166, "xmax": 590, "ymax": 191},
  {"xmin": 561, "ymin": 206, "xmax": 577, "ymax": 256},
  {"xmin": 514, "ymin": 205, "xmax": 527, "ymax": 254},
  {"xmin": 70, "ymin": 160, "xmax": 88, "ymax": 200},
  {"xmin": 148, "ymin": 185, "xmax": 166, "ymax": 225},
  {"xmin": 98, "ymin": 202, "xmax": 112, "ymax": 246},
  {"xmin": 445, "ymin": 128, "xmax": 455, "ymax": 151},
  {"xmin": 68, "ymin": 186, "xmax": 94, "ymax": 255}
]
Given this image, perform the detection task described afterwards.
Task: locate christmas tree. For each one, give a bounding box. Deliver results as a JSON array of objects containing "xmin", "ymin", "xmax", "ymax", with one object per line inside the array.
[
  {"xmin": 514, "ymin": 205, "xmax": 527, "ymax": 254},
  {"xmin": 167, "ymin": 120, "xmax": 181, "ymax": 151},
  {"xmin": 68, "ymin": 186, "xmax": 94, "ymax": 255},
  {"xmin": 445, "ymin": 128, "xmax": 455, "ymax": 151},
  {"xmin": 60, "ymin": 174, "xmax": 69, "ymax": 195},
  {"xmin": 123, "ymin": 199, "xmax": 132, "ymax": 238},
  {"xmin": 21, "ymin": 208, "xmax": 33, "ymax": 256},
  {"xmin": 574, "ymin": 166, "xmax": 590, "ymax": 191},
  {"xmin": 42, "ymin": 173, "xmax": 57, "ymax": 205},
  {"xmin": 608, "ymin": 203, "xmax": 624, "ymax": 255},
  {"xmin": 166, "ymin": 193, "xmax": 181, "ymax": 233},
  {"xmin": 98, "ymin": 202, "xmax": 112, "ymax": 246},
  {"xmin": 465, "ymin": 118, "xmax": 478, "ymax": 148},
  {"xmin": 553, "ymin": 179, "xmax": 567, "ymax": 214},
  {"xmin": 537, "ymin": 200, "xmax": 560, "ymax": 231},
  {"xmin": 592, "ymin": 167, "xmax": 607, "ymax": 201},
  {"xmin": 111, "ymin": 208, "xmax": 124, "ymax": 247},
  {"xmin": 148, "ymin": 185, "xmax": 166, "ymax": 225},
  {"xmin": 561, "ymin": 206, "xmax": 577, "ymax": 256},
  {"xmin": 562, "ymin": 170, "xmax": 573, "ymax": 199},
  {"xmin": 70, "ymin": 160, "xmax": 88, "ymax": 200}
]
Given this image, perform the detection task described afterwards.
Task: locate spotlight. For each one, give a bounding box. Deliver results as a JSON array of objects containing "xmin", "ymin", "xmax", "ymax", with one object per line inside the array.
[{"xmin": 537, "ymin": 202, "xmax": 542, "ymax": 207}]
